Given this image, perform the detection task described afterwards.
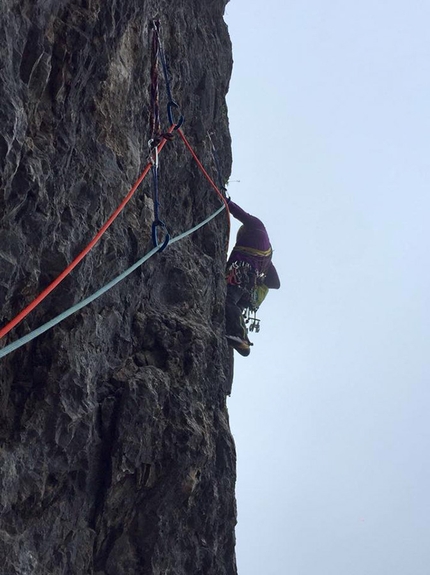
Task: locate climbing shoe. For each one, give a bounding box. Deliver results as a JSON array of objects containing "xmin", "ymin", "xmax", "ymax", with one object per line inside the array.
[{"xmin": 226, "ymin": 335, "xmax": 252, "ymax": 357}]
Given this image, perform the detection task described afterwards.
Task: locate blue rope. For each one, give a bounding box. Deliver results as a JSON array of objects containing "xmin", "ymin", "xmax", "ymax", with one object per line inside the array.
[
  {"xmin": 156, "ymin": 25, "xmax": 184, "ymax": 129},
  {"xmin": 150, "ymin": 21, "xmax": 162, "ymax": 137},
  {"xmin": 150, "ymin": 163, "xmax": 170, "ymax": 250},
  {"xmin": 0, "ymin": 205, "xmax": 225, "ymax": 359}
]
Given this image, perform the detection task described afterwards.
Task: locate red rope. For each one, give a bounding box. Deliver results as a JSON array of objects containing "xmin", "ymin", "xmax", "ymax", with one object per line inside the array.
[
  {"xmin": 1, "ymin": 126, "xmax": 230, "ymax": 340},
  {"xmin": 0, "ymin": 128, "xmax": 175, "ymax": 340},
  {"xmin": 177, "ymin": 128, "xmax": 230, "ymax": 232}
]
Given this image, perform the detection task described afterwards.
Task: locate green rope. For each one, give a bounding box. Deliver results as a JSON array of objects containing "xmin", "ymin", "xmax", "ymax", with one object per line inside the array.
[{"xmin": 0, "ymin": 205, "xmax": 225, "ymax": 359}]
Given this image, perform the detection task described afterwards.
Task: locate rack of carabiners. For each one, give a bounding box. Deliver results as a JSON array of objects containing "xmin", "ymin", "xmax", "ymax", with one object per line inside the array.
[{"xmin": 243, "ymin": 284, "xmax": 264, "ymax": 333}]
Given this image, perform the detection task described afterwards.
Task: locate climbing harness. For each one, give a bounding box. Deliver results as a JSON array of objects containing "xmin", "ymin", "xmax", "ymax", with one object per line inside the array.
[
  {"xmin": 226, "ymin": 261, "xmax": 268, "ymax": 333},
  {"xmin": 226, "ymin": 261, "xmax": 252, "ymax": 286},
  {"xmin": 234, "ymin": 245, "xmax": 273, "ymax": 259}
]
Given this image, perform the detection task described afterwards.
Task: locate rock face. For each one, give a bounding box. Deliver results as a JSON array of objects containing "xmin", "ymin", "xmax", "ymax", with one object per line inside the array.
[{"xmin": 0, "ymin": 1, "xmax": 237, "ymax": 574}]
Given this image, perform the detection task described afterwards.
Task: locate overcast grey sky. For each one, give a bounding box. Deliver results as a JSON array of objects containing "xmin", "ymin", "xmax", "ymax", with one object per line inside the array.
[{"xmin": 225, "ymin": 1, "xmax": 430, "ymax": 574}]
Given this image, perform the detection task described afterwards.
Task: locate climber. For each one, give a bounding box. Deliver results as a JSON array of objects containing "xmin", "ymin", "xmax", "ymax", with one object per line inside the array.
[{"xmin": 225, "ymin": 200, "xmax": 280, "ymax": 356}]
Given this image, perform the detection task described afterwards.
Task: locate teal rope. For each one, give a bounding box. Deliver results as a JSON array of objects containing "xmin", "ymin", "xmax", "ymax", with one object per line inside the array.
[
  {"xmin": 0, "ymin": 205, "xmax": 225, "ymax": 359},
  {"xmin": 170, "ymin": 205, "xmax": 224, "ymax": 244}
]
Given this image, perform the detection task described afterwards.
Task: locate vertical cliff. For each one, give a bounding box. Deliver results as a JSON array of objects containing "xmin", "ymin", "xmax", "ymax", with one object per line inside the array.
[{"xmin": 0, "ymin": 1, "xmax": 236, "ymax": 573}]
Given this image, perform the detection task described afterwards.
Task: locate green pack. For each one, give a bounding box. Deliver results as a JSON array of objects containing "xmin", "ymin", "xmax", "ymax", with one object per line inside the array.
[{"xmin": 250, "ymin": 283, "xmax": 269, "ymax": 312}]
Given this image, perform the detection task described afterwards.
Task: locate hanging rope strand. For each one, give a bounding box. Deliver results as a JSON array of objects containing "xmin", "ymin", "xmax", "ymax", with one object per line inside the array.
[
  {"xmin": 207, "ymin": 132, "xmax": 227, "ymax": 194},
  {"xmin": 148, "ymin": 20, "xmax": 170, "ymax": 250},
  {"xmin": 149, "ymin": 20, "xmax": 162, "ymax": 139},
  {"xmin": 178, "ymin": 129, "xmax": 230, "ymax": 223},
  {"xmin": 152, "ymin": 19, "xmax": 184, "ymax": 129}
]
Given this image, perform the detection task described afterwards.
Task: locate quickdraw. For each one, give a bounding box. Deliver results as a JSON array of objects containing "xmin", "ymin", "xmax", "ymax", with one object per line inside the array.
[
  {"xmin": 151, "ymin": 19, "xmax": 184, "ymax": 129},
  {"xmin": 244, "ymin": 309, "xmax": 261, "ymax": 333},
  {"xmin": 148, "ymin": 142, "xmax": 170, "ymax": 251},
  {"xmin": 226, "ymin": 261, "xmax": 267, "ymax": 332},
  {"xmin": 148, "ymin": 22, "xmax": 172, "ymax": 250}
]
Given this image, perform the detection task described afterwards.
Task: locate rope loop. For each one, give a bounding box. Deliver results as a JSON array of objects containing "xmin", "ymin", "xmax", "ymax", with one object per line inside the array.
[
  {"xmin": 151, "ymin": 220, "xmax": 170, "ymax": 251},
  {"xmin": 167, "ymin": 100, "xmax": 184, "ymax": 129}
]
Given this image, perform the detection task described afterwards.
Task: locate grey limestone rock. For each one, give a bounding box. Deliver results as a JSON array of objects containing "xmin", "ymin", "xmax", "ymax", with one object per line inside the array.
[{"xmin": 0, "ymin": 1, "xmax": 237, "ymax": 573}]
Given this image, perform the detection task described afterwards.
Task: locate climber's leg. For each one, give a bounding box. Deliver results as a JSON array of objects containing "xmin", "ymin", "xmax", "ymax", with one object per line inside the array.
[
  {"xmin": 225, "ymin": 285, "xmax": 252, "ymax": 356},
  {"xmin": 225, "ymin": 285, "xmax": 247, "ymax": 338}
]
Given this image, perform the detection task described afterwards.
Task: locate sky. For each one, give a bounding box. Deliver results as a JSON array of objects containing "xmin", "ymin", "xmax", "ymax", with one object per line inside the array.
[{"xmin": 224, "ymin": 1, "xmax": 430, "ymax": 574}]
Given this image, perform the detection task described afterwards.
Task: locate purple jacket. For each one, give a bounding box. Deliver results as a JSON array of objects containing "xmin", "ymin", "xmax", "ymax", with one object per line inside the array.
[{"xmin": 227, "ymin": 201, "xmax": 280, "ymax": 289}]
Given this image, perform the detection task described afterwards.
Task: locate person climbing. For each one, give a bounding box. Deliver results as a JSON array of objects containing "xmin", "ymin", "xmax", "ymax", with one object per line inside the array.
[{"xmin": 225, "ymin": 200, "xmax": 280, "ymax": 356}]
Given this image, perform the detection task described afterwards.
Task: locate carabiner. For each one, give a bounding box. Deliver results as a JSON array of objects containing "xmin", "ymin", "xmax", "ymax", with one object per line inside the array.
[
  {"xmin": 151, "ymin": 219, "xmax": 170, "ymax": 251},
  {"xmin": 167, "ymin": 100, "xmax": 184, "ymax": 129}
]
